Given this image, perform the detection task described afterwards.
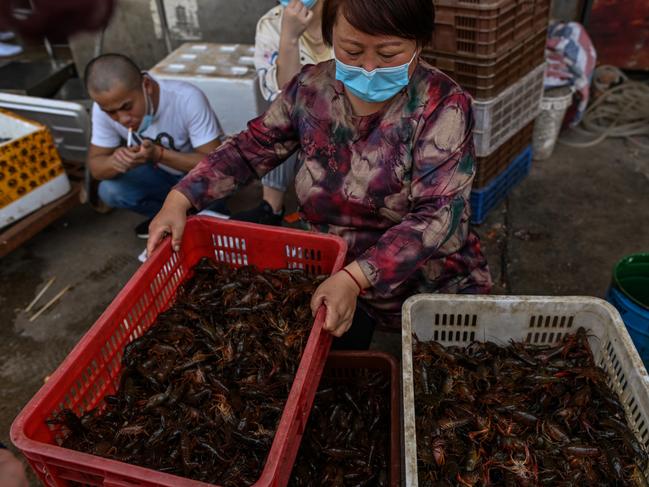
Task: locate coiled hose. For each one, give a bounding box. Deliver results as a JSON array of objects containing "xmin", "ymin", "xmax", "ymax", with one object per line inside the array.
[{"xmin": 559, "ymin": 65, "xmax": 649, "ymax": 149}]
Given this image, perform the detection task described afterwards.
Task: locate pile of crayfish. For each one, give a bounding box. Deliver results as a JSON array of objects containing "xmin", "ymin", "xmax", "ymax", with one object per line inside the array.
[
  {"xmin": 414, "ymin": 327, "xmax": 648, "ymax": 486},
  {"xmin": 48, "ymin": 258, "xmax": 323, "ymax": 486},
  {"xmin": 290, "ymin": 364, "xmax": 391, "ymax": 486}
]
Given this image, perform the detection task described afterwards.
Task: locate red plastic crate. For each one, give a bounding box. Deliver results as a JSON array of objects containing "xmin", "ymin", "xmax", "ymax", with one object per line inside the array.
[
  {"xmin": 432, "ymin": 0, "xmax": 517, "ymax": 57},
  {"xmin": 10, "ymin": 216, "xmax": 347, "ymax": 487},
  {"xmin": 296, "ymin": 351, "xmax": 401, "ymax": 486},
  {"xmin": 429, "ymin": 0, "xmax": 550, "ymax": 59},
  {"xmin": 423, "ymin": 27, "xmax": 546, "ymax": 99}
]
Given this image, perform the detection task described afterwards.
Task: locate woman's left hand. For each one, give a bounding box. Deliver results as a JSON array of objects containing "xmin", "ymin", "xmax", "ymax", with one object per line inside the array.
[{"xmin": 310, "ymin": 271, "xmax": 360, "ymax": 337}]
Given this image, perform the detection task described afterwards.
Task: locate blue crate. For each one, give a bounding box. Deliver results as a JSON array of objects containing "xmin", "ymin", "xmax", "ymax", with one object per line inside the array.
[{"xmin": 470, "ymin": 145, "xmax": 532, "ymax": 224}]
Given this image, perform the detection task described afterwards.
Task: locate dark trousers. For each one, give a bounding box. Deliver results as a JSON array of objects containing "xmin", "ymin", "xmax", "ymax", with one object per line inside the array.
[{"xmin": 331, "ymin": 305, "xmax": 376, "ymax": 350}]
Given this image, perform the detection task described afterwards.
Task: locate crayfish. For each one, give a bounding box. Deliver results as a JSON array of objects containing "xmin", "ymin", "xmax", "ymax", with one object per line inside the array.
[
  {"xmin": 413, "ymin": 328, "xmax": 648, "ymax": 486},
  {"xmin": 289, "ymin": 370, "xmax": 391, "ymax": 486},
  {"xmin": 47, "ymin": 259, "xmax": 322, "ymax": 485}
]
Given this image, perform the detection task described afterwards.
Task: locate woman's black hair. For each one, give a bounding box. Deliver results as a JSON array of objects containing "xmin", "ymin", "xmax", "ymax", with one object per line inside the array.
[{"xmin": 321, "ymin": 0, "xmax": 435, "ymax": 47}]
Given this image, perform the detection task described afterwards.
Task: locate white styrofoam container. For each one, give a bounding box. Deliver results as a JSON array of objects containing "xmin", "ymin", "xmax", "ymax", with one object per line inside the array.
[
  {"xmin": 150, "ymin": 43, "xmax": 269, "ymax": 136},
  {"xmin": 473, "ymin": 63, "xmax": 545, "ymax": 157},
  {"xmin": 0, "ymin": 174, "xmax": 71, "ymax": 229},
  {"xmin": 402, "ymin": 294, "xmax": 649, "ymax": 486},
  {"xmin": 0, "ymin": 111, "xmax": 71, "ymax": 229}
]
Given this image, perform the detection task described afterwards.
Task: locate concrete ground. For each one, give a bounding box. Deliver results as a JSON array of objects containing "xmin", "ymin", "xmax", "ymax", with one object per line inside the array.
[{"xmin": 1, "ymin": 138, "xmax": 648, "ymax": 484}]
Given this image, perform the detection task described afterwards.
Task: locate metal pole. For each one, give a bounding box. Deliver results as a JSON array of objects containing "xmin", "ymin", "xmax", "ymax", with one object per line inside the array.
[
  {"xmin": 94, "ymin": 27, "xmax": 106, "ymax": 58},
  {"xmin": 582, "ymin": 0, "xmax": 595, "ymax": 25},
  {"xmin": 154, "ymin": 0, "xmax": 173, "ymax": 54},
  {"xmin": 43, "ymin": 35, "xmax": 56, "ymax": 65}
]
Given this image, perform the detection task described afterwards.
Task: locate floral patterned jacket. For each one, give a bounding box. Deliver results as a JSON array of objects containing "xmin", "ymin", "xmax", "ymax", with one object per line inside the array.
[{"xmin": 175, "ymin": 60, "xmax": 492, "ymax": 327}]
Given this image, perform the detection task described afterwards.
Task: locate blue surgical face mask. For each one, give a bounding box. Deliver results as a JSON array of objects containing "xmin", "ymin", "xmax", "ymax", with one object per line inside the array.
[
  {"xmin": 334, "ymin": 50, "xmax": 417, "ymax": 103},
  {"xmin": 138, "ymin": 81, "xmax": 154, "ymax": 134},
  {"xmin": 280, "ymin": 0, "xmax": 317, "ymax": 9}
]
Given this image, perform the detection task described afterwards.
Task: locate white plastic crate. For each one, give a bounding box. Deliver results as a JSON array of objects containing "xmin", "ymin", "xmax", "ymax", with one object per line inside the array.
[
  {"xmin": 150, "ymin": 43, "xmax": 269, "ymax": 136},
  {"xmin": 402, "ymin": 294, "xmax": 649, "ymax": 486},
  {"xmin": 473, "ymin": 63, "xmax": 545, "ymax": 157}
]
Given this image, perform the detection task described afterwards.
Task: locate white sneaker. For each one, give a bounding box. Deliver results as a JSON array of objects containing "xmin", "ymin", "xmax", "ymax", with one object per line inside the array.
[
  {"xmin": 0, "ymin": 31, "xmax": 15, "ymax": 42},
  {"xmin": 0, "ymin": 42, "xmax": 22, "ymax": 57},
  {"xmin": 137, "ymin": 248, "xmax": 148, "ymax": 263}
]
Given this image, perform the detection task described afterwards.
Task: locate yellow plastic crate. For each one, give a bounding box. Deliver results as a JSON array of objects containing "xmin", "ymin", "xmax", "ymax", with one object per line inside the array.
[{"xmin": 0, "ymin": 109, "xmax": 70, "ymax": 228}]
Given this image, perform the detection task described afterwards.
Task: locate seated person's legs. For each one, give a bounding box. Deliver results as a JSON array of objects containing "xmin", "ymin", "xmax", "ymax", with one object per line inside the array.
[
  {"xmin": 232, "ymin": 154, "xmax": 300, "ymax": 225},
  {"xmin": 98, "ymin": 164, "xmax": 180, "ymax": 218}
]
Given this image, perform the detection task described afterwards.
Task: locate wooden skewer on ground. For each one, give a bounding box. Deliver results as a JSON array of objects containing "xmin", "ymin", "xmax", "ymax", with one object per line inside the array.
[
  {"xmin": 25, "ymin": 276, "xmax": 56, "ymax": 313},
  {"xmin": 29, "ymin": 285, "xmax": 71, "ymax": 322}
]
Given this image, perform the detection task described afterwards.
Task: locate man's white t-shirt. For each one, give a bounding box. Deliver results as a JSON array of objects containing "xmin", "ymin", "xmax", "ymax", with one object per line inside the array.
[{"xmin": 91, "ymin": 77, "xmax": 223, "ymax": 176}]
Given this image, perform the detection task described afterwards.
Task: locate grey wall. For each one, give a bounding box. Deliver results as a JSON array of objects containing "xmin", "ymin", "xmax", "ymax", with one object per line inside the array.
[
  {"xmin": 196, "ymin": 0, "xmax": 277, "ymax": 44},
  {"xmin": 550, "ymin": 0, "xmax": 587, "ymax": 22},
  {"xmin": 70, "ymin": 0, "xmax": 276, "ymax": 77},
  {"xmin": 69, "ymin": 0, "xmax": 589, "ymax": 78}
]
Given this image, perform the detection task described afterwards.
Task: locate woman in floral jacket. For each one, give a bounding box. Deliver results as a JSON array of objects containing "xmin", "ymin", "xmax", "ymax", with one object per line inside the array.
[{"xmin": 148, "ymin": 0, "xmax": 492, "ymax": 348}]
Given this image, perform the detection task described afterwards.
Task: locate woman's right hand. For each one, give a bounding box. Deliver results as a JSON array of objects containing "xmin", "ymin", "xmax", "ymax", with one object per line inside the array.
[
  {"xmin": 147, "ymin": 190, "xmax": 192, "ymax": 256},
  {"xmin": 281, "ymin": 0, "xmax": 313, "ymax": 41}
]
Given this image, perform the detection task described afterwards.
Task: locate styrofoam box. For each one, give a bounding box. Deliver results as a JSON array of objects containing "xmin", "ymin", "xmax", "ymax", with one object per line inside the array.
[
  {"xmin": 0, "ymin": 110, "xmax": 71, "ymax": 229},
  {"xmin": 473, "ymin": 63, "xmax": 545, "ymax": 157},
  {"xmin": 150, "ymin": 43, "xmax": 269, "ymax": 136},
  {"xmin": 402, "ymin": 294, "xmax": 649, "ymax": 486}
]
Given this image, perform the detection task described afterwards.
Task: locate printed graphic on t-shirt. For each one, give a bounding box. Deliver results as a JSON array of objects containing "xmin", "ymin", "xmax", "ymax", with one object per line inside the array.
[{"xmin": 152, "ymin": 132, "xmax": 178, "ymax": 151}]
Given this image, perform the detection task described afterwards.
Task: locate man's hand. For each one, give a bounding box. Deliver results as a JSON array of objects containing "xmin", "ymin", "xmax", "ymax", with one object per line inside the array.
[
  {"xmin": 282, "ymin": 0, "xmax": 313, "ymax": 42},
  {"xmin": 110, "ymin": 146, "xmax": 138, "ymax": 173},
  {"xmin": 310, "ymin": 270, "xmax": 360, "ymax": 337},
  {"xmin": 132, "ymin": 139, "xmax": 160, "ymax": 165}
]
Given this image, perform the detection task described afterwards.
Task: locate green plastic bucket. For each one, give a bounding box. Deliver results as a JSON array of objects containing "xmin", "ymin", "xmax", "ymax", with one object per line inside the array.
[{"xmin": 612, "ymin": 253, "xmax": 649, "ymax": 309}]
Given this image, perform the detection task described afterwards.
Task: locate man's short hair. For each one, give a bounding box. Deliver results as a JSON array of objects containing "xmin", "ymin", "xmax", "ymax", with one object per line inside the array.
[{"xmin": 84, "ymin": 53, "xmax": 143, "ymax": 94}]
